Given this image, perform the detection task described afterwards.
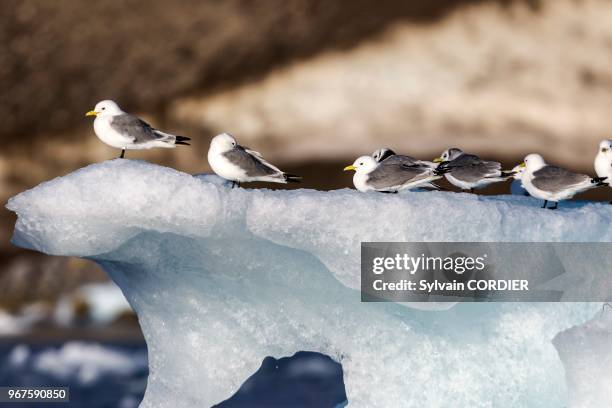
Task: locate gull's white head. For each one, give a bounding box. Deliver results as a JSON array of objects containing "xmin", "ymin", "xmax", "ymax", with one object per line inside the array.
[
  {"xmin": 522, "ymin": 153, "xmax": 546, "ymax": 172},
  {"xmin": 434, "ymin": 147, "xmax": 463, "ymax": 163},
  {"xmin": 85, "ymin": 100, "xmax": 123, "ymax": 118},
  {"xmin": 344, "ymin": 156, "xmax": 378, "ymax": 174},
  {"xmin": 372, "ymin": 148, "xmax": 396, "ymax": 163},
  {"xmin": 210, "ymin": 133, "xmax": 237, "ymax": 152},
  {"xmin": 599, "ymin": 139, "xmax": 612, "ymax": 155}
]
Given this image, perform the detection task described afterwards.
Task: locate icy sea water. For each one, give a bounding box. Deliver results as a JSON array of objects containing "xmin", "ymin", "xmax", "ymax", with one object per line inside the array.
[{"xmin": 0, "ymin": 342, "xmax": 347, "ymax": 408}]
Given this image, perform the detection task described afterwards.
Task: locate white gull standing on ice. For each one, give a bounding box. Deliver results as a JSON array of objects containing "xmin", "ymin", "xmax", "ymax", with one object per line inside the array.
[
  {"xmin": 520, "ymin": 153, "xmax": 608, "ymax": 209},
  {"xmin": 86, "ymin": 100, "xmax": 190, "ymax": 159}
]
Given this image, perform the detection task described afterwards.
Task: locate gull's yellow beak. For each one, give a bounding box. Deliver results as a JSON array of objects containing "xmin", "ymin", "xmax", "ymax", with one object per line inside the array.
[
  {"xmin": 433, "ymin": 157, "xmax": 443, "ymax": 163},
  {"xmin": 85, "ymin": 110, "xmax": 98, "ymax": 117},
  {"xmin": 343, "ymin": 165, "xmax": 356, "ymax": 172},
  {"xmin": 518, "ymin": 162, "xmax": 526, "ymax": 168}
]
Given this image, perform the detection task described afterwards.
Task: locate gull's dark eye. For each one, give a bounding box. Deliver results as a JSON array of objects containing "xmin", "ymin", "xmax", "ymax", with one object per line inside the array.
[
  {"xmin": 359, "ymin": 162, "xmax": 363, "ymax": 165},
  {"xmin": 101, "ymin": 107, "xmax": 106, "ymax": 110},
  {"xmin": 603, "ymin": 148, "xmax": 608, "ymax": 153}
]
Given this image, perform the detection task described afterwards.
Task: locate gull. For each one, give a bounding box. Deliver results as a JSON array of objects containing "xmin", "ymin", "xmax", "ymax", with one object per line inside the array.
[
  {"xmin": 86, "ymin": 100, "xmax": 190, "ymax": 158},
  {"xmin": 433, "ymin": 148, "xmax": 514, "ymax": 192},
  {"xmin": 343, "ymin": 155, "xmax": 441, "ymax": 193},
  {"xmin": 371, "ymin": 147, "xmax": 442, "ymax": 190},
  {"xmin": 519, "ymin": 153, "xmax": 608, "ymax": 209},
  {"xmin": 207, "ymin": 133, "xmax": 300, "ymax": 187},
  {"xmin": 594, "ymin": 139, "xmax": 612, "ymax": 203}
]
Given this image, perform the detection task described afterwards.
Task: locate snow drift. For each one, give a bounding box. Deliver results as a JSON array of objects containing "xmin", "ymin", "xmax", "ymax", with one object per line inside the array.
[{"xmin": 7, "ymin": 160, "xmax": 612, "ymax": 407}]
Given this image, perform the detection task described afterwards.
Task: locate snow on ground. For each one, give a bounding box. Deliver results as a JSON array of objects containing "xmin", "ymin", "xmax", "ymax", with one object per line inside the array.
[{"xmin": 6, "ymin": 160, "xmax": 612, "ymax": 407}]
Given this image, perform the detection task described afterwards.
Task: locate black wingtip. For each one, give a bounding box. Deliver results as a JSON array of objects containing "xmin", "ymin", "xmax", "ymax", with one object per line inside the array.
[
  {"xmin": 434, "ymin": 167, "xmax": 450, "ymax": 176},
  {"xmin": 433, "ymin": 161, "xmax": 451, "ymax": 176},
  {"xmin": 419, "ymin": 183, "xmax": 446, "ymax": 191},
  {"xmin": 284, "ymin": 173, "xmax": 302, "ymax": 183},
  {"xmin": 175, "ymin": 136, "xmax": 191, "ymax": 145},
  {"xmin": 592, "ymin": 176, "xmax": 608, "ymax": 186},
  {"xmin": 500, "ymin": 171, "xmax": 516, "ymax": 178}
]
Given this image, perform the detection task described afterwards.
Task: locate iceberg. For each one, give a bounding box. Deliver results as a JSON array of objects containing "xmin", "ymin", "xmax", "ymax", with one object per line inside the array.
[
  {"xmin": 553, "ymin": 307, "xmax": 612, "ymax": 407},
  {"xmin": 7, "ymin": 160, "xmax": 611, "ymax": 407}
]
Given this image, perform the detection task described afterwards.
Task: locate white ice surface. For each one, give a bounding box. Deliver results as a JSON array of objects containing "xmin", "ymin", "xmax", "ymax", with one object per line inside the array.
[{"xmin": 7, "ymin": 160, "xmax": 612, "ymax": 407}]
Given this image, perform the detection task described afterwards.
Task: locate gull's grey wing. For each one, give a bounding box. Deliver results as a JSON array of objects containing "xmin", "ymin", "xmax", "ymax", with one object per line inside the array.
[
  {"xmin": 223, "ymin": 146, "xmax": 279, "ymax": 177},
  {"xmin": 436, "ymin": 154, "xmax": 480, "ymax": 173},
  {"xmin": 383, "ymin": 154, "xmax": 438, "ymax": 170},
  {"xmin": 380, "ymin": 154, "xmax": 419, "ymax": 166},
  {"xmin": 448, "ymin": 154, "xmax": 482, "ymax": 166},
  {"xmin": 438, "ymin": 151, "xmax": 502, "ymax": 180},
  {"xmin": 532, "ymin": 166, "xmax": 590, "ymax": 193},
  {"xmin": 449, "ymin": 161, "xmax": 502, "ymax": 182},
  {"xmin": 367, "ymin": 162, "xmax": 431, "ymax": 190},
  {"xmin": 110, "ymin": 114, "xmax": 166, "ymax": 143},
  {"xmin": 442, "ymin": 154, "xmax": 494, "ymax": 168}
]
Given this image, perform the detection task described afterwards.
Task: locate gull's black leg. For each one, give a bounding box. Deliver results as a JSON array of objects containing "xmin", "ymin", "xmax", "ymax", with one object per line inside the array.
[
  {"xmin": 237, "ymin": 182, "xmax": 241, "ymax": 188},
  {"xmin": 548, "ymin": 202, "xmax": 558, "ymax": 210},
  {"xmin": 541, "ymin": 200, "xmax": 548, "ymax": 209},
  {"xmin": 470, "ymin": 188, "xmax": 475, "ymax": 194},
  {"xmin": 231, "ymin": 181, "xmax": 236, "ymax": 189},
  {"xmin": 119, "ymin": 149, "xmax": 125, "ymax": 159}
]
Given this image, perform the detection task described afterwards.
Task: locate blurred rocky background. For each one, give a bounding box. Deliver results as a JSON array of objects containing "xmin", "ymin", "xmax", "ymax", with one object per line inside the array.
[{"xmin": 3, "ymin": 0, "xmax": 612, "ymax": 336}]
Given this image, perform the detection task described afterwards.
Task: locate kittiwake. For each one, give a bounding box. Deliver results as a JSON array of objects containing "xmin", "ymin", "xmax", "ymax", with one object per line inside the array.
[
  {"xmin": 344, "ymin": 155, "xmax": 441, "ymax": 193},
  {"xmin": 86, "ymin": 100, "xmax": 190, "ymax": 158},
  {"xmin": 207, "ymin": 133, "xmax": 301, "ymax": 187},
  {"xmin": 433, "ymin": 148, "xmax": 514, "ymax": 192},
  {"xmin": 520, "ymin": 153, "xmax": 608, "ymax": 209}
]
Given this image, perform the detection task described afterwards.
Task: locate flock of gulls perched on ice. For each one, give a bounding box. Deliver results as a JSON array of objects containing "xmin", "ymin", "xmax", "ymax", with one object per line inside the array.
[{"xmin": 86, "ymin": 100, "xmax": 612, "ymax": 210}]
